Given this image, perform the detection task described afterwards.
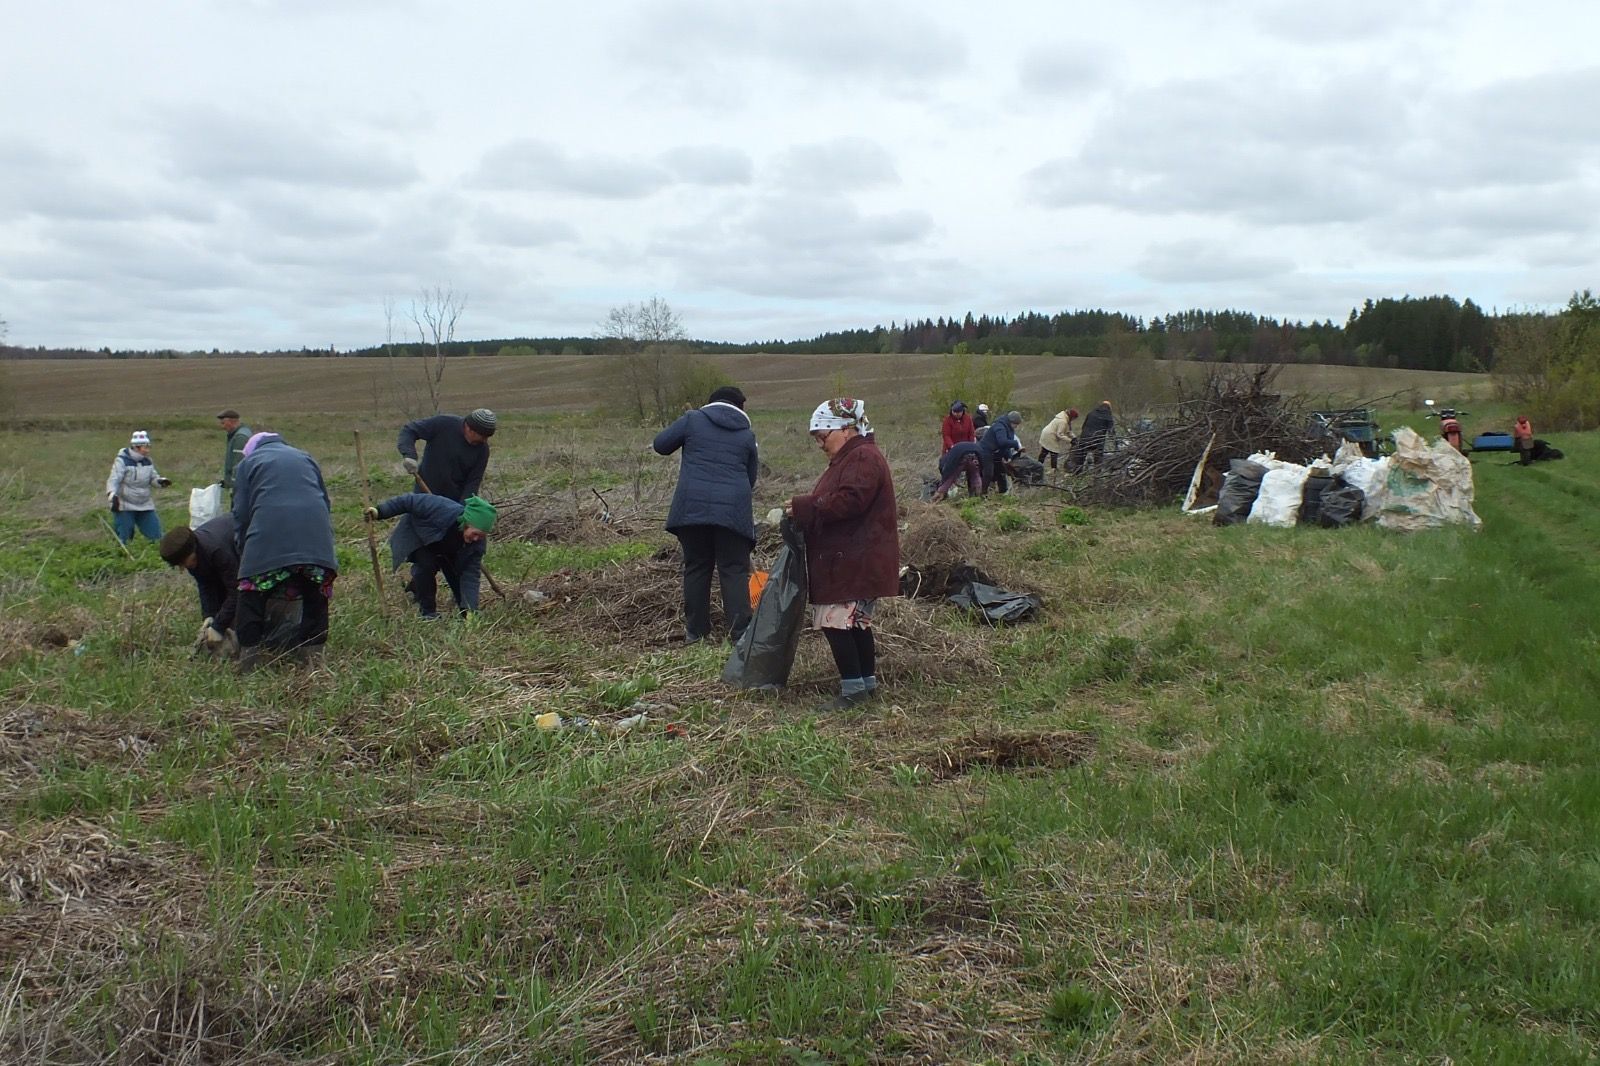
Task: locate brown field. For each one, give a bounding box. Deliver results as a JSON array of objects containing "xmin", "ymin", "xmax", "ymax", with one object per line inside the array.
[{"xmin": 5, "ymin": 353, "xmax": 1491, "ymax": 418}]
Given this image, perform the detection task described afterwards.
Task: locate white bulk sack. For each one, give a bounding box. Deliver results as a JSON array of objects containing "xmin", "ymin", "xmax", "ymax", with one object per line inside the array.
[
  {"xmin": 189, "ymin": 483, "xmax": 223, "ymax": 527},
  {"xmin": 1375, "ymin": 427, "xmax": 1481, "ymax": 532},
  {"xmin": 1247, "ymin": 465, "xmax": 1311, "ymax": 527}
]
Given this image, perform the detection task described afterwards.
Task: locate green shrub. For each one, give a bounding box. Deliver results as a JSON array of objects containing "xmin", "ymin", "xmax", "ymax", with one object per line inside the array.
[
  {"xmin": 995, "ymin": 509, "xmax": 1028, "ymax": 533},
  {"xmin": 1056, "ymin": 507, "xmax": 1088, "ymax": 527}
]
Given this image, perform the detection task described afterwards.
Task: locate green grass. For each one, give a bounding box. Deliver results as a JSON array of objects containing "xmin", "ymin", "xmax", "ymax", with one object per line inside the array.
[{"xmin": 2, "ymin": 404, "xmax": 1597, "ymax": 1063}]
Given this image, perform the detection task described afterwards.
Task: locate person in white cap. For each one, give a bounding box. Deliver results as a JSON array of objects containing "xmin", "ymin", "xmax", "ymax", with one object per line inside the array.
[
  {"xmin": 973, "ymin": 402, "xmax": 991, "ymax": 430},
  {"xmin": 784, "ymin": 398, "xmax": 901, "ymax": 710},
  {"xmin": 105, "ymin": 430, "xmax": 170, "ymax": 544}
]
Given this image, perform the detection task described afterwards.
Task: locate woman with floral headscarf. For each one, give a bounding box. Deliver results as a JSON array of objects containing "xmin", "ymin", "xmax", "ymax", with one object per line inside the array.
[{"xmin": 785, "ymin": 398, "xmax": 900, "ymax": 710}]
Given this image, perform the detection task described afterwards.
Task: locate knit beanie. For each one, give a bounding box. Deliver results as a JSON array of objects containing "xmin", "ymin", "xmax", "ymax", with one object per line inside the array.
[
  {"xmin": 459, "ymin": 495, "xmax": 498, "ymax": 533},
  {"xmin": 465, "ymin": 408, "xmax": 497, "ymax": 437}
]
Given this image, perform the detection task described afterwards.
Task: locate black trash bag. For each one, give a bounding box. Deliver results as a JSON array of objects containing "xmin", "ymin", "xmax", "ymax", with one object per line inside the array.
[
  {"xmin": 1214, "ymin": 459, "xmax": 1267, "ymax": 526},
  {"xmin": 1318, "ymin": 481, "xmax": 1365, "ymax": 527},
  {"xmin": 1530, "ymin": 440, "xmax": 1564, "ymax": 461},
  {"xmin": 723, "ymin": 519, "xmax": 808, "ymax": 689},
  {"xmin": 1008, "ymin": 456, "xmax": 1046, "ymax": 486},
  {"xmin": 948, "ymin": 580, "xmax": 1042, "ymax": 625},
  {"xmin": 1299, "ymin": 474, "xmax": 1334, "ymax": 526},
  {"xmin": 919, "ymin": 475, "xmax": 939, "ymax": 501}
]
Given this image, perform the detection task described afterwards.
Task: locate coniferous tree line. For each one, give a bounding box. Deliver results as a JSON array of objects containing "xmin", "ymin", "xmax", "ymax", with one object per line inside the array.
[{"xmin": 0, "ymin": 294, "xmax": 1529, "ymax": 373}]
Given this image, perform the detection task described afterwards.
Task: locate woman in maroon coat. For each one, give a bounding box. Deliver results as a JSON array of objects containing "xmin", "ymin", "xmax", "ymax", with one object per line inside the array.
[
  {"xmin": 941, "ymin": 400, "xmax": 976, "ymax": 453},
  {"xmin": 787, "ymin": 398, "xmax": 901, "ymax": 709}
]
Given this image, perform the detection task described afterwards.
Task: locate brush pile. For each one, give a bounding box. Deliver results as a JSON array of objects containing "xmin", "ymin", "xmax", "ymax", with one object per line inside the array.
[{"xmin": 1076, "ymin": 365, "xmax": 1326, "ymax": 506}]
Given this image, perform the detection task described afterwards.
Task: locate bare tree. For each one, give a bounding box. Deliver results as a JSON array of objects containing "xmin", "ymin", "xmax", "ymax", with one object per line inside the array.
[
  {"xmin": 378, "ymin": 287, "xmax": 467, "ymax": 417},
  {"xmin": 599, "ymin": 296, "xmax": 692, "ymax": 423},
  {"xmin": 411, "ymin": 285, "xmax": 466, "ymax": 414}
]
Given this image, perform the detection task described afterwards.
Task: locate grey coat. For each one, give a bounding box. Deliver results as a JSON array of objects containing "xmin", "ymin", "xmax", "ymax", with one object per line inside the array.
[
  {"xmin": 376, "ymin": 493, "xmax": 484, "ymax": 610},
  {"xmin": 222, "ymin": 424, "xmax": 252, "ymax": 489},
  {"xmin": 653, "ymin": 402, "xmax": 759, "ymax": 542},
  {"xmin": 231, "ymin": 439, "xmax": 338, "ymax": 579},
  {"xmin": 105, "ymin": 448, "xmax": 162, "ymax": 510}
]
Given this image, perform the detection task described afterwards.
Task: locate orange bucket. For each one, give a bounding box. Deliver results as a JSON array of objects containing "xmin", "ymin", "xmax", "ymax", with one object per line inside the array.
[{"xmin": 748, "ymin": 570, "xmax": 770, "ymax": 603}]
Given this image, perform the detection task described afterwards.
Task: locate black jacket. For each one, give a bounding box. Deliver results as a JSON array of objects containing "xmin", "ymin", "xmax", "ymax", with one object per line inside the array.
[
  {"xmin": 938, "ymin": 441, "xmax": 981, "ymax": 479},
  {"xmin": 190, "ymin": 515, "xmax": 240, "ymax": 630},
  {"xmin": 1080, "ymin": 405, "xmax": 1115, "ymax": 449},
  {"xmin": 398, "ymin": 414, "xmax": 489, "ymax": 501}
]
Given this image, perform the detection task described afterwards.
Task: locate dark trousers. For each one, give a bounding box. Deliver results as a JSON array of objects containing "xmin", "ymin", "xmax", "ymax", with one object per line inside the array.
[
  {"xmin": 981, "ymin": 455, "xmax": 1009, "ymax": 495},
  {"xmin": 237, "ymin": 576, "xmax": 329, "ymax": 651},
  {"xmin": 933, "ymin": 455, "xmax": 982, "ymax": 501},
  {"xmin": 1037, "ymin": 448, "xmax": 1060, "ymax": 470},
  {"xmin": 408, "ymin": 528, "xmax": 482, "ymax": 617},
  {"xmin": 822, "ymin": 627, "xmax": 876, "ymax": 681},
  {"xmin": 675, "ymin": 525, "xmax": 752, "ymax": 641}
]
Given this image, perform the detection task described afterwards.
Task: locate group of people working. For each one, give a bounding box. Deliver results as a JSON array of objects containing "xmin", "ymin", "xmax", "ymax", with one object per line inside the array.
[
  {"xmin": 929, "ymin": 399, "xmax": 1117, "ymax": 501},
  {"xmin": 114, "ymin": 409, "xmax": 501, "ymax": 669}
]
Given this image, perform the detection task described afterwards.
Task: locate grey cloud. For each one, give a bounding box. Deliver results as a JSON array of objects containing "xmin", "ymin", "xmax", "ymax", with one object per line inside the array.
[
  {"xmin": 659, "ymin": 145, "xmax": 753, "ymax": 186},
  {"xmin": 473, "ymin": 209, "xmax": 579, "ymax": 248},
  {"xmin": 162, "ymin": 109, "xmax": 419, "ymax": 190},
  {"xmin": 1017, "ymin": 45, "xmax": 1111, "ymax": 97},
  {"xmin": 0, "ymin": 138, "xmax": 213, "ymax": 225},
  {"xmin": 1137, "ymin": 240, "xmax": 1294, "ymax": 283},
  {"xmin": 629, "ymin": 0, "xmax": 967, "ymax": 85},
  {"xmin": 775, "ymin": 138, "xmax": 899, "ymax": 193},
  {"xmin": 1250, "ymin": 0, "xmax": 1449, "ymax": 43},
  {"xmin": 473, "ymin": 139, "xmax": 672, "ymax": 199}
]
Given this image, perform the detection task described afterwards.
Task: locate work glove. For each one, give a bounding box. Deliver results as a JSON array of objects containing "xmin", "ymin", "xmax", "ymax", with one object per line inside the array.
[
  {"xmin": 156, "ymin": 477, "xmax": 172, "ymax": 488},
  {"xmin": 363, "ymin": 506, "xmax": 379, "ymax": 521},
  {"xmin": 108, "ymin": 493, "xmax": 121, "ymax": 512},
  {"xmin": 198, "ymin": 619, "xmax": 224, "ymax": 647},
  {"xmin": 402, "ymin": 457, "xmax": 420, "ymax": 475}
]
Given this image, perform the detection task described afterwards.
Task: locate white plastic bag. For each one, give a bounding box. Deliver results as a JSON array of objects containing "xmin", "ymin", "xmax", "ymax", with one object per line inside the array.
[
  {"xmin": 1247, "ymin": 465, "xmax": 1311, "ymax": 527},
  {"xmin": 189, "ymin": 483, "xmax": 223, "ymax": 527}
]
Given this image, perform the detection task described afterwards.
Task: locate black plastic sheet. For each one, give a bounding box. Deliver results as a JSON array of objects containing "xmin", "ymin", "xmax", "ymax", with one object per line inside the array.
[
  {"xmin": 1318, "ymin": 482, "xmax": 1365, "ymax": 527},
  {"xmin": 947, "ymin": 581, "xmax": 1042, "ymax": 625},
  {"xmin": 722, "ymin": 519, "xmax": 809, "ymax": 689}
]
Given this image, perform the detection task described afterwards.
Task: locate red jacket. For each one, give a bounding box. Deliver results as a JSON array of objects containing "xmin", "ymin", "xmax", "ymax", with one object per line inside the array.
[
  {"xmin": 1513, "ymin": 417, "xmax": 1533, "ymax": 443},
  {"xmin": 790, "ymin": 435, "xmax": 901, "ymax": 605},
  {"xmin": 941, "ymin": 412, "xmax": 976, "ymax": 452}
]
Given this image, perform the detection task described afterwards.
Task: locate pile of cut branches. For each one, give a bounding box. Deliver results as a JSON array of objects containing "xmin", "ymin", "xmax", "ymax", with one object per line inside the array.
[{"xmin": 1074, "ymin": 365, "xmax": 1325, "ymax": 506}]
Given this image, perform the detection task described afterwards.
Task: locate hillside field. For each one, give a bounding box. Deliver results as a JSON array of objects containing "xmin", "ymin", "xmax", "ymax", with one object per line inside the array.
[
  {"xmin": 1, "ymin": 384, "xmax": 1594, "ymax": 1064},
  {"xmin": 4, "ymin": 353, "xmax": 1491, "ymax": 418}
]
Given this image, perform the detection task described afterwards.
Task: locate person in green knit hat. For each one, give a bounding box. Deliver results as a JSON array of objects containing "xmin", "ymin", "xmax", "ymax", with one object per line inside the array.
[{"xmin": 364, "ymin": 492, "xmax": 497, "ymax": 617}]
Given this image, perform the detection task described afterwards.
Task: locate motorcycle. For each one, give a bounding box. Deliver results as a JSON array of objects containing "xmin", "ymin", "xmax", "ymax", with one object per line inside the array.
[{"xmin": 1423, "ymin": 400, "xmax": 1469, "ymax": 453}]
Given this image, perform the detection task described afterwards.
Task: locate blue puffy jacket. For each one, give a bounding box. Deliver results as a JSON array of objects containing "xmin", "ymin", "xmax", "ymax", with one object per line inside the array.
[
  {"xmin": 653, "ymin": 402, "xmax": 759, "ymax": 542},
  {"xmin": 979, "ymin": 418, "xmax": 1021, "ymax": 460}
]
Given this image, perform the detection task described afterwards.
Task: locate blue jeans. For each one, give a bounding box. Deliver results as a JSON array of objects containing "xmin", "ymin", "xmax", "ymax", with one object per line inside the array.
[{"xmin": 113, "ymin": 508, "xmax": 162, "ymax": 544}]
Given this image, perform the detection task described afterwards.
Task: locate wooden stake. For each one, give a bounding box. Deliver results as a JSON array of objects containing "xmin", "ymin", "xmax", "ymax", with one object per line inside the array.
[{"xmin": 352, "ymin": 431, "xmax": 388, "ymax": 612}]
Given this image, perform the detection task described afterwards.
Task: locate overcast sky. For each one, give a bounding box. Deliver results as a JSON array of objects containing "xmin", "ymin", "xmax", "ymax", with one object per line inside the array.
[{"xmin": 2, "ymin": 0, "xmax": 1597, "ymax": 350}]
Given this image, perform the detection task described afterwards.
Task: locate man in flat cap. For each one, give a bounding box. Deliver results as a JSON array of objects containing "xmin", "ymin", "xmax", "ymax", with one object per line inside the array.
[{"xmin": 217, "ymin": 409, "xmax": 252, "ymax": 491}]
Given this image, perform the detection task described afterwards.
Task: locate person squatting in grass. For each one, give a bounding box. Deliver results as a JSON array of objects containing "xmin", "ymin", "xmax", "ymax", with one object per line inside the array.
[
  {"xmin": 652, "ymin": 385, "xmax": 759, "ymax": 645},
  {"xmin": 160, "ymin": 514, "xmax": 242, "ymax": 658},
  {"xmin": 105, "ymin": 430, "xmax": 171, "ymax": 544},
  {"xmin": 932, "ymin": 440, "xmax": 983, "ymax": 501},
  {"xmin": 365, "ymin": 494, "xmax": 498, "ymax": 619},
  {"xmin": 231, "ymin": 432, "xmax": 338, "ymax": 670},
  {"xmin": 786, "ymin": 398, "xmax": 901, "ymax": 711},
  {"xmin": 977, "ymin": 410, "xmax": 1024, "ymax": 495}
]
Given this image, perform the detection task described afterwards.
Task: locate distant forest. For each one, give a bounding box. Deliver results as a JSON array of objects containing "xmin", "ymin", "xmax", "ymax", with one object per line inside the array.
[{"xmin": 4, "ymin": 294, "xmax": 1505, "ymax": 373}]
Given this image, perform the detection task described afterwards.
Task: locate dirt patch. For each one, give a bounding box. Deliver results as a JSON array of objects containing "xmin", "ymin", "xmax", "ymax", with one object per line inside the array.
[
  {"xmin": 0, "ymin": 819, "xmax": 167, "ymax": 905},
  {"xmin": 924, "ymin": 731, "xmax": 1097, "ymax": 779},
  {"xmin": 0, "ymin": 612, "xmax": 94, "ymax": 666}
]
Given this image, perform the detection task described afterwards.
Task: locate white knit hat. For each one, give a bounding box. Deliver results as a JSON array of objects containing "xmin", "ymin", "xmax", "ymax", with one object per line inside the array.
[{"xmin": 129, "ymin": 430, "xmax": 151, "ymax": 447}]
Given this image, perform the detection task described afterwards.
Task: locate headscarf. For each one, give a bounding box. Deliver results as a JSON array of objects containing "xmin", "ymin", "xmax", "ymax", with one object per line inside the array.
[
  {"xmin": 459, "ymin": 495, "xmax": 498, "ymax": 533},
  {"xmin": 809, "ymin": 397, "xmax": 871, "ymax": 435},
  {"xmin": 949, "ymin": 400, "xmax": 966, "ymax": 414},
  {"xmin": 242, "ymin": 431, "xmax": 281, "ymax": 458}
]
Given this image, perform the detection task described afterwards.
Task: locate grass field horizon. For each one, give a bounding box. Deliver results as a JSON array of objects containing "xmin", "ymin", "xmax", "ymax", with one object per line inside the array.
[
  {"xmin": 5, "ymin": 352, "xmax": 1492, "ymax": 418},
  {"xmin": 2, "ymin": 376, "xmax": 1593, "ymax": 1063}
]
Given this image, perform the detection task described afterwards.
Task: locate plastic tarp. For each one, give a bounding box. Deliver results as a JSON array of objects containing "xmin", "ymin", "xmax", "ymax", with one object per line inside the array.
[
  {"xmin": 1375, "ymin": 426, "xmax": 1481, "ymax": 532},
  {"xmin": 1214, "ymin": 459, "xmax": 1267, "ymax": 526},
  {"xmin": 189, "ymin": 483, "xmax": 223, "ymax": 527},
  {"xmin": 722, "ymin": 519, "xmax": 809, "ymax": 689},
  {"xmin": 947, "ymin": 580, "xmax": 1042, "ymax": 624}
]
